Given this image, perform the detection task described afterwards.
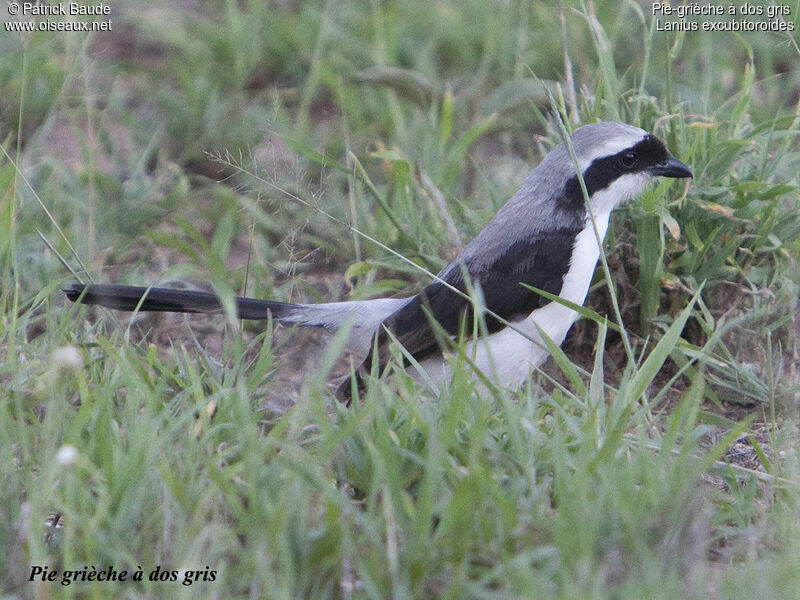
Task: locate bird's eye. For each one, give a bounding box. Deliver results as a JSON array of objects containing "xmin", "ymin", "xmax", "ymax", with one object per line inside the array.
[{"xmin": 621, "ymin": 151, "xmax": 638, "ymax": 169}]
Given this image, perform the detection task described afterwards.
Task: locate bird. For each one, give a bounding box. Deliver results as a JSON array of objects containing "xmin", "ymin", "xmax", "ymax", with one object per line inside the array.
[{"xmin": 63, "ymin": 121, "xmax": 692, "ymax": 402}]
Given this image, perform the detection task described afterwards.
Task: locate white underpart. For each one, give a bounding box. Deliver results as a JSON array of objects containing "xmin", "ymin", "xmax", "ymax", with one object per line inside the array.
[
  {"xmin": 413, "ymin": 215, "xmax": 608, "ymax": 390},
  {"xmin": 414, "ymin": 173, "xmax": 652, "ymax": 392}
]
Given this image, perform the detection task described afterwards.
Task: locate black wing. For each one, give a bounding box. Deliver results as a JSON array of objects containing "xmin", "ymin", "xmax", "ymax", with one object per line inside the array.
[{"xmin": 362, "ymin": 224, "xmax": 583, "ymax": 377}]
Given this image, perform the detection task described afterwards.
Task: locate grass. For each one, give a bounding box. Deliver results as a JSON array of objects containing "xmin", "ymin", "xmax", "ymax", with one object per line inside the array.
[{"xmin": 2, "ymin": 1, "xmax": 800, "ymax": 598}]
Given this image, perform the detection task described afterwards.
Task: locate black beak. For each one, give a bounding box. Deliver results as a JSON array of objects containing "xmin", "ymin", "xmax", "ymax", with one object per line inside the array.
[{"xmin": 650, "ymin": 155, "xmax": 692, "ymax": 179}]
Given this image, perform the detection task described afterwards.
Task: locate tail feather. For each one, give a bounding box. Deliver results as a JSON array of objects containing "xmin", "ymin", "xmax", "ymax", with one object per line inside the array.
[{"xmin": 63, "ymin": 283, "xmax": 298, "ymax": 320}]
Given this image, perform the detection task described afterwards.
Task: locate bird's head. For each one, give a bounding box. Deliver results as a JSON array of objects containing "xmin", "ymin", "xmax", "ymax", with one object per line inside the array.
[
  {"xmin": 558, "ymin": 121, "xmax": 692, "ymax": 215},
  {"xmin": 446, "ymin": 120, "xmax": 693, "ymax": 269}
]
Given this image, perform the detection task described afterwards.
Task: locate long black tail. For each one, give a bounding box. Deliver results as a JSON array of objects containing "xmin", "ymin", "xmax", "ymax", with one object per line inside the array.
[{"xmin": 63, "ymin": 283, "xmax": 298, "ymax": 320}]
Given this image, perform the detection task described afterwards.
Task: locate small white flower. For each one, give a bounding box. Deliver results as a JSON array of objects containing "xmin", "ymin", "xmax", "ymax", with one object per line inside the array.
[
  {"xmin": 52, "ymin": 346, "xmax": 83, "ymax": 370},
  {"xmin": 55, "ymin": 445, "xmax": 79, "ymax": 466}
]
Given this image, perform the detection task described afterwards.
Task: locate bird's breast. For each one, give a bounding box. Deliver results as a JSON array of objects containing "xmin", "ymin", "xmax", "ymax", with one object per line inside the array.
[{"xmin": 413, "ymin": 209, "xmax": 612, "ymax": 392}]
